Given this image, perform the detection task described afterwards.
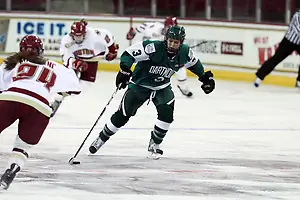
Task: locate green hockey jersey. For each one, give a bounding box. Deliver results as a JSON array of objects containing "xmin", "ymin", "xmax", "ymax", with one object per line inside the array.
[{"xmin": 120, "ymin": 40, "xmax": 205, "ymax": 90}]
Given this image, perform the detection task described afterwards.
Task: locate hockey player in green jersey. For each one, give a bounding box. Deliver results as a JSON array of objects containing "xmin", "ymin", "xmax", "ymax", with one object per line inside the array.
[{"xmin": 89, "ymin": 25, "xmax": 215, "ymax": 159}]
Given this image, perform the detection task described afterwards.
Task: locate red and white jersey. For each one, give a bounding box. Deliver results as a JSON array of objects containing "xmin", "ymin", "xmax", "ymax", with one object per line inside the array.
[
  {"xmin": 135, "ymin": 22, "xmax": 165, "ymax": 41},
  {"xmin": 0, "ymin": 60, "xmax": 81, "ymax": 117},
  {"xmin": 60, "ymin": 27, "xmax": 108, "ymax": 66},
  {"xmin": 92, "ymin": 27, "xmax": 115, "ymax": 48}
]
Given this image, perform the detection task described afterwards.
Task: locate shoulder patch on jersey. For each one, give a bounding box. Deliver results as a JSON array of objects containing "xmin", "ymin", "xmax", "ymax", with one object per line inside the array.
[
  {"xmin": 65, "ymin": 41, "xmax": 75, "ymax": 48},
  {"xmin": 145, "ymin": 43, "xmax": 156, "ymax": 54},
  {"xmin": 95, "ymin": 30, "xmax": 100, "ymax": 35}
]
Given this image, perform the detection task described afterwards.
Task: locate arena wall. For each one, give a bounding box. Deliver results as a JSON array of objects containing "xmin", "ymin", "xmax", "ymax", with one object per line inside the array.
[{"xmin": 0, "ymin": 13, "xmax": 297, "ymax": 87}]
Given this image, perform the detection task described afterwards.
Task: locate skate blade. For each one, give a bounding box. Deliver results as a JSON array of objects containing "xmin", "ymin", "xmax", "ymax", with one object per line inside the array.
[
  {"xmin": 50, "ymin": 101, "xmax": 62, "ymax": 118},
  {"xmin": 147, "ymin": 152, "xmax": 162, "ymax": 160},
  {"xmin": 0, "ymin": 182, "xmax": 8, "ymax": 190}
]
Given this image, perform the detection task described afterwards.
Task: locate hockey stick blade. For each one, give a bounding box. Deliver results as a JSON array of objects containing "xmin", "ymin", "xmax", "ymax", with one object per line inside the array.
[
  {"xmin": 68, "ymin": 85, "xmax": 121, "ymax": 164},
  {"xmin": 69, "ymin": 157, "xmax": 81, "ymax": 165}
]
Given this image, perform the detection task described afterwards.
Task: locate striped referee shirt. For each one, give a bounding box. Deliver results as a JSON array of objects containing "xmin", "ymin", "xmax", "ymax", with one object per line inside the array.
[{"xmin": 285, "ymin": 10, "xmax": 300, "ymax": 44}]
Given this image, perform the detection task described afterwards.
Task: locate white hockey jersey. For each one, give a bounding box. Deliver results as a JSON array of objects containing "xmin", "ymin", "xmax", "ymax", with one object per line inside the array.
[
  {"xmin": 135, "ymin": 22, "xmax": 165, "ymax": 41},
  {"xmin": 93, "ymin": 27, "xmax": 115, "ymax": 48},
  {"xmin": 60, "ymin": 27, "xmax": 109, "ymax": 66},
  {"xmin": 0, "ymin": 60, "xmax": 81, "ymax": 117}
]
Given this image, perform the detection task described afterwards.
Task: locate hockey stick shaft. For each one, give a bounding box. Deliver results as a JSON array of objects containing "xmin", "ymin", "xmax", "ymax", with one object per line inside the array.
[
  {"xmin": 190, "ymin": 40, "xmax": 208, "ymax": 48},
  {"xmin": 70, "ymin": 86, "xmax": 120, "ymax": 159},
  {"xmin": 129, "ymin": 16, "xmax": 133, "ymax": 46}
]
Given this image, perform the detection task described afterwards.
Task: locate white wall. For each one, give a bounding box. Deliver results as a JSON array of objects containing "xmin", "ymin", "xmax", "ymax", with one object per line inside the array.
[{"xmin": 0, "ymin": 13, "xmax": 297, "ymax": 73}]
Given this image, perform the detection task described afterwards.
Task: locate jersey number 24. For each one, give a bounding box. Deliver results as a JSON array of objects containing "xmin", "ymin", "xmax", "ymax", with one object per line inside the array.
[{"xmin": 13, "ymin": 63, "xmax": 57, "ymax": 91}]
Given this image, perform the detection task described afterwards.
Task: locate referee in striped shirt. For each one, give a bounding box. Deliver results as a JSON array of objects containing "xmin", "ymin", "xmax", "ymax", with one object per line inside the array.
[{"xmin": 254, "ymin": 10, "xmax": 300, "ymax": 87}]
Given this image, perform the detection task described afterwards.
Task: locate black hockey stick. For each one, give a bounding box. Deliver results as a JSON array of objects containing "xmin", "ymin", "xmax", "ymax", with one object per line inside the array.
[
  {"xmin": 69, "ymin": 85, "xmax": 120, "ymax": 165},
  {"xmin": 190, "ymin": 40, "xmax": 208, "ymax": 48}
]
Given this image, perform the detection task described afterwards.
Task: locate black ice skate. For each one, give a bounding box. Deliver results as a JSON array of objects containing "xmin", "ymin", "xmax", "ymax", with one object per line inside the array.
[
  {"xmin": 147, "ymin": 139, "xmax": 163, "ymax": 160},
  {"xmin": 0, "ymin": 163, "xmax": 21, "ymax": 190},
  {"xmin": 89, "ymin": 136, "xmax": 106, "ymax": 154},
  {"xmin": 50, "ymin": 100, "xmax": 62, "ymax": 117},
  {"xmin": 177, "ymin": 85, "xmax": 193, "ymax": 97}
]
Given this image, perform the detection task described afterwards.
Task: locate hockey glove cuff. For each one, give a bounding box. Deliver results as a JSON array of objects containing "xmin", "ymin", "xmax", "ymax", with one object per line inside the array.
[
  {"xmin": 126, "ymin": 27, "xmax": 136, "ymax": 40},
  {"xmin": 116, "ymin": 69, "xmax": 132, "ymax": 89},
  {"xmin": 199, "ymin": 70, "xmax": 215, "ymax": 94},
  {"xmin": 72, "ymin": 59, "xmax": 88, "ymax": 72}
]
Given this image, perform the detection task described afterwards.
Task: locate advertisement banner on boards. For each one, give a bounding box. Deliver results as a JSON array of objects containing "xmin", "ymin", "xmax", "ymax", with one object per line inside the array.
[
  {"xmin": 0, "ymin": 19, "xmax": 9, "ymax": 51},
  {"xmin": 183, "ymin": 25, "xmax": 246, "ymax": 69},
  {"xmin": 183, "ymin": 24, "xmax": 298, "ymax": 72},
  {"xmin": 252, "ymin": 34, "xmax": 299, "ymax": 72},
  {"xmin": 4, "ymin": 15, "xmax": 297, "ymax": 72},
  {"xmin": 6, "ymin": 19, "xmax": 72, "ymax": 55},
  {"xmin": 5, "ymin": 18, "xmax": 131, "ymax": 57}
]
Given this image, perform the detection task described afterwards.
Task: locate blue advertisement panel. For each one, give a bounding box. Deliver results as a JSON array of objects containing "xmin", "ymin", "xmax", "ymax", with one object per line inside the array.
[
  {"xmin": 0, "ymin": 19, "xmax": 9, "ymax": 52},
  {"xmin": 6, "ymin": 19, "xmax": 73, "ymax": 55}
]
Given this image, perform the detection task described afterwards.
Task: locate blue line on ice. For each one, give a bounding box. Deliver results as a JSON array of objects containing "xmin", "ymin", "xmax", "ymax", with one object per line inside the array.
[{"xmin": 9, "ymin": 127, "xmax": 299, "ymax": 131}]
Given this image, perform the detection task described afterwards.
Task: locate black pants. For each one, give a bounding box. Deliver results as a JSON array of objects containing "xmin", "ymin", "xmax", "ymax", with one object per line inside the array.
[{"xmin": 256, "ymin": 37, "xmax": 300, "ymax": 80}]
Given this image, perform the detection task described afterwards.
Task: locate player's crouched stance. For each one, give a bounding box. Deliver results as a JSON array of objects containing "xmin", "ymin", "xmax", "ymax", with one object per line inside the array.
[
  {"xmin": 0, "ymin": 35, "xmax": 81, "ymax": 190},
  {"xmin": 89, "ymin": 25, "xmax": 215, "ymax": 159}
]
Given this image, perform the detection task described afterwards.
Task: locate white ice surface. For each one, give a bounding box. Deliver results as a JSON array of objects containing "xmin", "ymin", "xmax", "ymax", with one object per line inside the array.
[{"xmin": 1, "ymin": 72, "xmax": 300, "ymax": 200}]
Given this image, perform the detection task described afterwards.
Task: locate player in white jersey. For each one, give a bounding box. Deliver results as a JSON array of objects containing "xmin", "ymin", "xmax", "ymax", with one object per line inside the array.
[
  {"xmin": 51, "ymin": 19, "xmax": 119, "ymax": 117},
  {"xmin": 126, "ymin": 16, "xmax": 193, "ymax": 97},
  {"xmin": 92, "ymin": 26, "xmax": 119, "ymax": 61},
  {"xmin": 0, "ymin": 35, "xmax": 81, "ymax": 190}
]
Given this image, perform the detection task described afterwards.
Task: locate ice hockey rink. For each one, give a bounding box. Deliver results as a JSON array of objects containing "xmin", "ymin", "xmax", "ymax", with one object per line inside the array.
[{"xmin": 1, "ymin": 71, "xmax": 300, "ymax": 200}]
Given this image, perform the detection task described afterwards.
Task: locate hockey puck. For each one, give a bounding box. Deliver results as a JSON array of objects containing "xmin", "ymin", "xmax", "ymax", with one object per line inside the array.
[{"xmin": 72, "ymin": 161, "xmax": 81, "ymax": 165}]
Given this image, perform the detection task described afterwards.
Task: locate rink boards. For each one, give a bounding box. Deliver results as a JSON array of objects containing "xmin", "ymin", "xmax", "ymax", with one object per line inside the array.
[
  {"xmin": 0, "ymin": 57, "xmax": 296, "ymax": 87},
  {"xmin": 1, "ymin": 72, "xmax": 300, "ymax": 200},
  {"xmin": 0, "ymin": 13, "xmax": 298, "ymax": 87}
]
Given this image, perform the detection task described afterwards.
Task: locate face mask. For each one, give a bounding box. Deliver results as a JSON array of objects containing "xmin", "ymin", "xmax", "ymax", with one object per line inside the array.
[
  {"xmin": 167, "ymin": 39, "xmax": 180, "ymax": 54},
  {"xmin": 73, "ymin": 35, "xmax": 84, "ymax": 44}
]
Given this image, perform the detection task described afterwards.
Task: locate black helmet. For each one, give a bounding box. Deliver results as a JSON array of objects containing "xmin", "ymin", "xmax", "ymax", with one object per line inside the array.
[{"xmin": 165, "ymin": 25, "xmax": 186, "ymax": 43}]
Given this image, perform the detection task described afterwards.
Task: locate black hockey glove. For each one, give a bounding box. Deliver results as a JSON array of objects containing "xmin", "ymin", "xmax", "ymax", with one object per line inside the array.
[
  {"xmin": 199, "ymin": 71, "xmax": 215, "ymax": 94},
  {"xmin": 116, "ymin": 69, "xmax": 132, "ymax": 89}
]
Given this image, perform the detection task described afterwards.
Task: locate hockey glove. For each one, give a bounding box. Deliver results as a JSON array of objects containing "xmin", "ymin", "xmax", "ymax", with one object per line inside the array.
[
  {"xmin": 72, "ymin": 59, "xmax": 88, "ymax": 72},
  {"xmin": 199, "ymin": 71, "xmax": 215, "ymax": 94},
  {"xmin": 126, "ymin": 27, "xmax": 136, "ymax": 40},
  {"xmin": 116, "ymin": 69, "xmax": 132, "ymax": 89},
  {"xmin": 106, "ymin": 43, "xmax": 119, "ymax": 61}
]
